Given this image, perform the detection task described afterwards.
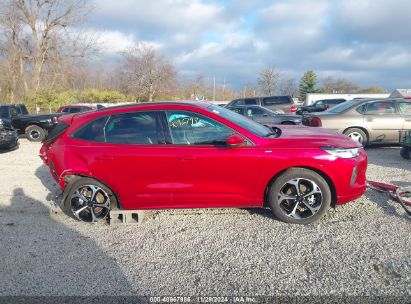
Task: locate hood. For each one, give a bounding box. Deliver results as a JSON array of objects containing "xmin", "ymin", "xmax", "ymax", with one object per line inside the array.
[{"xmin": 264, "ymin": 125, "xmax": 361, "ymax": 149}]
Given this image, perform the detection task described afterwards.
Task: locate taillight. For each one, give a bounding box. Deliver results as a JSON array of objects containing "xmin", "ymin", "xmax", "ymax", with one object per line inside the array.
[
  {"xmin": 310, "ymin": 117, "xmax": 322, "ymax": 127},
  {"xmin": 290, "ymin": 104, "xmax": 296, "ymax": 113}
]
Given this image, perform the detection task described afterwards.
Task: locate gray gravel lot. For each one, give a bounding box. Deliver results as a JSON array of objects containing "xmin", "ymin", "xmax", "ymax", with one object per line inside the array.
[{"xmin": 0, "ymin": 140, "xmax": 410, "ymax": 296}]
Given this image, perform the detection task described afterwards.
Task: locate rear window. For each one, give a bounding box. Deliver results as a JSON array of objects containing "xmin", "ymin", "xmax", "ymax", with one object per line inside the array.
[
  {"xmin": 327, "ymin": 100, "xmax": 362, "ymax": 113},
  {"xmin": 262, "ymin": 96, "xmax": 291, "ymax": 105},
  {"xmin": 72, "ymin": 116, "xmax": 109, "ymax": 142},
  {"xmin": 244, "ymin": 98, "xmax": 258, "ymax": 105},
  {"xmin": 0, "ymin": 107, "xmax": 9, "ymax": 118},
  {"xmin": 43, "ymin": 123, "xmax": 69, "ymax": 143}
]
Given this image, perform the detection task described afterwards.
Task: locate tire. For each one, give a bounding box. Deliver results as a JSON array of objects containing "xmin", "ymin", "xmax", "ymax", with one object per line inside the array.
[
  {"xmin": 25, "ymin": 125, "xmax": 46, "ymax": 142},
  {"xmin": 62, "ymin": 177, "xmax": 118, "ymax": 223},
  {"xmin": 343, "ymin": 128, "xmax": 368, "ymax": 146},
  {"xmin": 400, "ymin": 147, "xmax": 411, "ymax": 159},
  {"xmin": 268, "ymin": 168, "xmax": 332, "ymax": 224}
]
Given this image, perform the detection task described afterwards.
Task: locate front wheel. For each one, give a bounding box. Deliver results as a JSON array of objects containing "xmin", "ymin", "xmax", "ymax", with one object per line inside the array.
[{"xmin": 268, "ymin": 168, "xmax": 332, "ymax": 224}]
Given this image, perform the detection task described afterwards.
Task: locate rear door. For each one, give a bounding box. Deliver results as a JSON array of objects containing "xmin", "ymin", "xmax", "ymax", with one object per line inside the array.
[
  {"xmin": 363, "ymin": 101, "xmax": 403, "ymax": 143},
  {"xmin": 399, "ymin": 101, "xmax": 411, "ymax": 132}
]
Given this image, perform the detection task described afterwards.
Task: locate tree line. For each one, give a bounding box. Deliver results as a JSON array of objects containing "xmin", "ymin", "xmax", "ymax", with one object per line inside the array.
[{"xmin": 0, "ymin": 0, "xmax": 386, "ymax": 111}]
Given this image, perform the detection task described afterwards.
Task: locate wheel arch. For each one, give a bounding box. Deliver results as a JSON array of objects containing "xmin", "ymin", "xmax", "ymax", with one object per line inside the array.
[
  {"xmin": 264, "ymin": 166, "xmax": 337, "ymax": 208},
  {"xmin": 62, "ymin": 174, "xmax": 123, "ymax": 209}
]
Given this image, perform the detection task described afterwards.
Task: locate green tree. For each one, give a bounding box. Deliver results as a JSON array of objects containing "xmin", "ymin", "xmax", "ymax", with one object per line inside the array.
[
  {"xmin": 299, "ymin": 70, "xmax": 318, "ymax": 99},
  {"xmin": 357, "ymin": 86, "xmax": 386, "ymax": 93}
]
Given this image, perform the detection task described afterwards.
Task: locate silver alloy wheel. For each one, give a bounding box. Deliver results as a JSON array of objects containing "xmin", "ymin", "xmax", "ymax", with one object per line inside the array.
[
  {"xmin": 348, "ymin": 132, "xmax": 363, "ymax": 143},
  {"xmin": 29, "ymin": 130, "xmax": 40, "ymax": 140},
  {"xmin": 278, "ymin": 178, "xmax": 323, "ymax": 219},
  {"xmin": 70, "ymin": 184, "xmax": 111, "ymax": 222}
]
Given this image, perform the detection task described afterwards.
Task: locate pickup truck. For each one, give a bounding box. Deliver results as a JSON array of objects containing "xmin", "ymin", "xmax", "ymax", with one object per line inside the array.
[{"xmin": 0, "ymin": 104, "xmax": 62, "ymax": 142}]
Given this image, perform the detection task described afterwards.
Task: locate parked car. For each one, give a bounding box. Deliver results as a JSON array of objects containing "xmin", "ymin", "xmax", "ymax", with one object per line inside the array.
[
  {"xmin": 296, "ymin": 99, "xmax": 346, "ymax": 115},
  {"xmin": 40, "ymin": 101, "xmax": 367, "ymax": 225},
  {"xmin": 57, "ymin": 104, "xmax": 104, "ymax": 114},
  {"xmin": 302, "ymin": 99, "xmax": 411, "ymax": 146},
  {"xmin": 0, "ymin": 104, "xmax": 62, "ymax": 142},
  {"xmin": 0, "ymin": 114, "xmax": 18, "ymax": 151},
  {"xmin": 226, "ymin": 96, "xmax": 296, "ymax": 114},
  {"xmin": 226, "ymin": 105, "xmax": 302, "ymax": 125}
]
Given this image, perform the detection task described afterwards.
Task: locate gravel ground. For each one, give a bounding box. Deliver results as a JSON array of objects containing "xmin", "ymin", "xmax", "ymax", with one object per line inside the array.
[{"xmin": 0, "ymin": 140, "xmax": 410, "ymax": 297}]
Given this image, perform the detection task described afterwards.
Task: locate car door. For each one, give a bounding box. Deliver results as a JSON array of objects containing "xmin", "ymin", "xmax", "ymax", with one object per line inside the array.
[
  {"xmin": 398, "ymin": 101, "xmax": 411, "ymax": 132},
  {"xmin": 363, "ymin": 101, "xmax": 403, "ymax": 143},
  {"xmin": 71, "ymin": 111, "xmax": 179, "ymax": 209},
  {"xmin": 160, "ymin": 110, "xmax": 261, "ymax": 208}
]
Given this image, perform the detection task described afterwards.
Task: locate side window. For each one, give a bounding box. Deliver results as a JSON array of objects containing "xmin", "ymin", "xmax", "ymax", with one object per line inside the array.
[
  {"xmin": 365, "ymin": 102, "xmax": 397, "ymax": 115},
  {"xmin": 263, "ymin": 97, "xmax": 291, "ymax": 105},
  {"xmin": 61, "ymin": 108, "xmax": 70, "ymax": 113},
  {"xmin": 248, "ymin": 107, "xmax": 266, "ymax": 116},
  {"xmin": 231, "ymin": 99, "xmax": 244, "ymax": 106},
  {"xmin": 166, "ymin": 111, "xmax": 233, "ymax": 145},
  {"xmin": 399, "ymin": 102, "xmax": 411, "ymax": 115},
  {"xmin": 105, "ymin": 112, "xmax": 159, "ymax": 144},
  {"xmin": 356, "ymin": 105, "xmax": 366, "ymax": 114},
  {"xmin": 229, "ymin": 108, "xmax": 245, "ymax": 115},
  {"xmin": 244, "ymin": 98, "xmax": 257, "ymax": 105},
  {"xmin": 70, "ymin": 108, "xmax": 82, "ymax": 113},
  {"xmin": 72, "ymin": 116, "xmax": 108, "ymax": 142},
  {"xmin": 316, "ymin": 100, "xmax": 324, "ymax": 106},
  {"xmin": 9, "ymin": 107, "xmax": 18, "ymax": 117}
]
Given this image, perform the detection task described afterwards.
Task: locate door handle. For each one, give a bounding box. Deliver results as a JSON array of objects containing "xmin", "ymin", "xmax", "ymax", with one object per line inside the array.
[
  {"xmin": 95, "ymin": 155, "xmax": 116, "ymax": 161},
  {"xmin": 176, "ymin": 155, "xmax": 196, "ymax": 161}
]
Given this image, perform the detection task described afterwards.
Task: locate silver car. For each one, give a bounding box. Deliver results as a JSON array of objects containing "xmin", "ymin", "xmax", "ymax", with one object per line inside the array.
[{"xmin": 302, "ymin": 98, "xmax": 411, "ymax": 146}]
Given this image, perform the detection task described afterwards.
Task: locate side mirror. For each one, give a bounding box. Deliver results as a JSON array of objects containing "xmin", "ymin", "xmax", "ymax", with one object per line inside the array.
[{"xmin": 226, "ymin": 133, "xmax": 246, "ymax": 147}]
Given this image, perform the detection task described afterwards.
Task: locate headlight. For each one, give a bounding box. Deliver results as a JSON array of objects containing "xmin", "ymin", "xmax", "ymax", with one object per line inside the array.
[{"xmin": 321, "ymin": 147, "xmax": 360, "ymax": 158}]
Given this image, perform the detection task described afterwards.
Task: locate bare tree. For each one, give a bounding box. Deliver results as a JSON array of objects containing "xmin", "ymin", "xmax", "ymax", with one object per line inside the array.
[
  {"xmin": 120, "ymin": 44, "xmax": 177, "ymax": 102},
  {"xmin": 279, "ymin": 77, "xmax": 298, "ymax": 97},
  {"xmin": 321, "ymin": 76, "xmax": 360, "ymax": 94},
  {"xmin": 257, "ymin": 67, "xmax": 281, "ymax": 96}
]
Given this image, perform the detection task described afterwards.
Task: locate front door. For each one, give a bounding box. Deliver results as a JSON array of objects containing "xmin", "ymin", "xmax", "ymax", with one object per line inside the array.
[{"xmin": 161, "ymin": 110, "xmax": 262, "ymax": 208}]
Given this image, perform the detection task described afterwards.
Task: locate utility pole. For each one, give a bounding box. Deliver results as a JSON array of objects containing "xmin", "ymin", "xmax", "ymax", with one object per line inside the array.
[
  {"xmin": 243, "ymin": 85, "xmax": 246, "ymax": 98},
  {"xmin": 213, "ymin": 77, "xmax": 216, "ymax": 102},
  {"xmin": 222, "ymin": 76, "xmax": 226, "ymax": 101}
]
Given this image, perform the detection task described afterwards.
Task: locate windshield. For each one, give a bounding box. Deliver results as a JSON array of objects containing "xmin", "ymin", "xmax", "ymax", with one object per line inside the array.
[
  {"xmin": 326, "ymin": 100, "xmax": 362, "ymax": 113},
  {"xmin": 207, "ymin": 105, "xmax": 272, "ymax": 137}
]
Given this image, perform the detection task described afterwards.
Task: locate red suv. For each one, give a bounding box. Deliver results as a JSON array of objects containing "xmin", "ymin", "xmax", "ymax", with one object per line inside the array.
[{"xmin": 40, "ymin": 101, "xmax": 367, "ymax": 224}]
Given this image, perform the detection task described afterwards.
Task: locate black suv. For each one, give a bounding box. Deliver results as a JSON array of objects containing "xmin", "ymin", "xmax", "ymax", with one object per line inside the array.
[
  {"xmin": 225, "ymin": 96, "xmax": 296, "ymax": 114},
  {"xmin": 0, "ymin": 104, "xmax": 63, "ymax": 142},
  {"xmin": 0, "ymin": 109, "xmax": 18, "ymax": 151},
  {"xmin": 226, "ymin": 105, "xmax": 301, "ymax": 125},
  {"xmin": 296, "ymin": 99, "xmax": 346, "ymax": 115}
]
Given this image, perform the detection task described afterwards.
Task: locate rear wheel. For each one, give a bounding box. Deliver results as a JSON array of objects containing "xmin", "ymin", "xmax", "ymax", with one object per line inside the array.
[
  {"xmin": 344, "ymin": 128, "xmax": 368, "ymax": 146},
  {"xmin": 62, "ymin": 177, "xmax": 117, "ymax": 223},
  {"xmin": 268, "ymin": 168, "xmax": 332, "ymax": 224},
  {"xmin": 25, "ymin": 125, "xmax": 46, "ymax": 142}
]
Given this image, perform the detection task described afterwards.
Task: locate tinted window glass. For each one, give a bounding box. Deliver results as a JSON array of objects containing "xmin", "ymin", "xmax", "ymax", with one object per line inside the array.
[
  {"xmin": 166, "ymin": 111, "xmax": 233, "ymax": 145},
  {"xmin": 247, "ymin": 107, "xmax": 266, "ymax": 116},
  {"xmin": 366, "ymin": 102, "xmax": 396, "ymax": 115},
  {"xmin": 315, "ymin": 100, "xmax": 324, "ymax": 106},
  {"xmin": 105, "ymin": 112, "xmax": 159, "ymax": 144},
  {"xmin": 70, "ymin": 108, "xmax": 82, "ymax": 113},
  {"xmin": 229, "ymin": 107, "xmax": 245, "ymax": 115},
  {"xmin": 327, "ymin": 100, "xmax": 362, "ymax": 113},
  {"xmin": 263, "ymin": 96, "xmax": 291, "ymax": 105},
  {"xmin": 244, "ymin": 98, "xmax": 258, "ymax": 105},
  {"xmin": 9, "ymin": 107, "xmax": 18, "ymax": 117},
  {"xmin": 73, "ymin": 116, "xmax": 108, "ymax": 142},
  {"xmin": 399, "ymin": 102, "xmax": 411, "ymax": 115},
  {"xmin": 231, "ymin": 99, "xmax": 244, "ymax": 106},
  {"xmin": 0, "ymin": 107, "xmax": 9, "ymax": 118},
  {"xmin": 356, "ymin": 105, "xmax": 366, "ymax": 114},
  {"xmin": 61, "ymin": 108, "xmax": 70, "ymax": 113}
]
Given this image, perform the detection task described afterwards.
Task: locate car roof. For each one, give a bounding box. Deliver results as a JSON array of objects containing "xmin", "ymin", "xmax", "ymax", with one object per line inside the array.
[{"xmin": 98, "ymin": 100, "xmax": 211, "ymax": 111}]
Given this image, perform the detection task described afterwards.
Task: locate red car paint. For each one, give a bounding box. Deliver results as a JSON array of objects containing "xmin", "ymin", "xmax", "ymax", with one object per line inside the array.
[{"xmin": 40, "ymin": 101, "xmax": 367, "ymax": 210}]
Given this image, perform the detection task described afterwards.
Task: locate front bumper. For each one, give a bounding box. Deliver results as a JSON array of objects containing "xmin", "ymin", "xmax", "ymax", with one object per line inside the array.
[{"xmin": 0, "ymin": 128, "xmax": 19, "ymax": 150}]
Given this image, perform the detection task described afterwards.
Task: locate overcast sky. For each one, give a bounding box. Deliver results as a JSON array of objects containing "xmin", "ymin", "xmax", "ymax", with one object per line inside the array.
[{"xmin": 86, "ymin": 0, "xmax": 411, "ymax": 91}]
